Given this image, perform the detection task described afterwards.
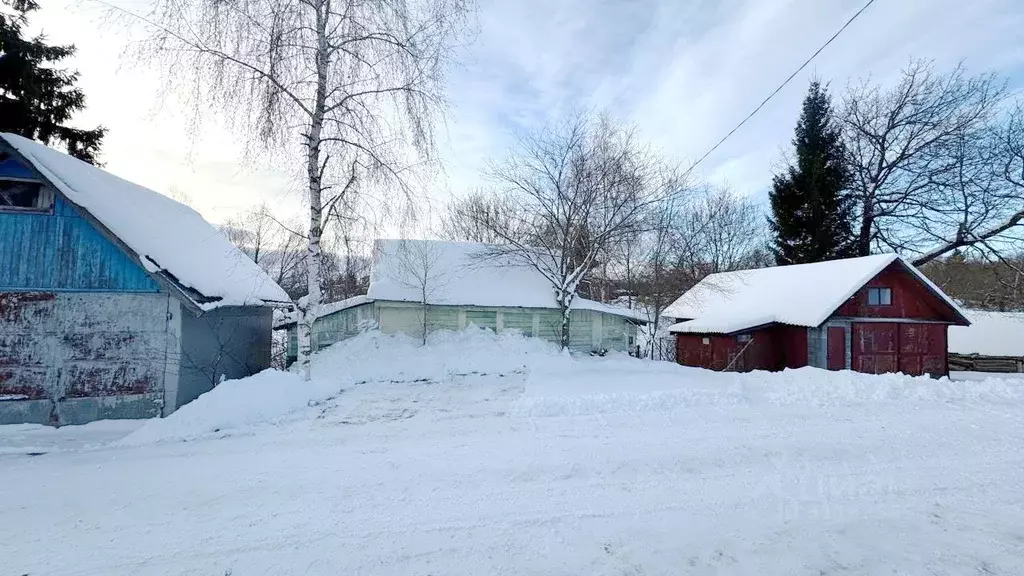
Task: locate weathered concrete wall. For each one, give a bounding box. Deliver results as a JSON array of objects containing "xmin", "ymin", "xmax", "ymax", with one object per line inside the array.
[
  {"xmin": 0, "ymin": 291, "xmax": 171, "ymax": 425},
  {"xmin": 175, "ymin": 306, "xmax": 272, "ymax": 410}
]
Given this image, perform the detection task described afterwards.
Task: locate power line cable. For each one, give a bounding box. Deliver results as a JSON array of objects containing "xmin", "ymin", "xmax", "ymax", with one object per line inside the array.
[{"xmin": 683, "ymin": 0, "xmax": 879, "ymax": 177}]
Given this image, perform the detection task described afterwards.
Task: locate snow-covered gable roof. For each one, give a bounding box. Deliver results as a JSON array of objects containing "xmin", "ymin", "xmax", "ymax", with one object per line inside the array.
[
  {"xmin": 273, "ymin": 294, "xmax": 372, "ymax": 329},
  {"xmin": 367, "ymin": 239, "xmax": 647, "ymax": 322},
  {"xmin": 949, "ymin": 310, "xmax": 1024, "ymax": 356},
  {"xmin": 1, "ymin": 134, "xmax": 291, "ymax": 310},
  {"xmin": 665, "ymin": 254, "xmax": 969, "ymax": 334}
]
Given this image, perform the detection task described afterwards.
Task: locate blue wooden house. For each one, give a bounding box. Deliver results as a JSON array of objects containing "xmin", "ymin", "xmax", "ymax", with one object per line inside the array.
[{"xmin": 0, "ymin": 133, "xmax": 292, "ymax": 426}]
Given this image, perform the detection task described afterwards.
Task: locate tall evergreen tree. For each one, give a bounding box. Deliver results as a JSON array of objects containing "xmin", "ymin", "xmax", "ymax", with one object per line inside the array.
[
  {"xmin": 768, "ymin": 81, "xmax": 854, "ymax": 265},
  {"xmin": 0, "ymin": 0, "xmax": 105, "ymax": 163}
]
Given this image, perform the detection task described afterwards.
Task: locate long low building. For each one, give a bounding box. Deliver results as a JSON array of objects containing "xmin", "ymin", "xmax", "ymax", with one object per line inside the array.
[{"xmin": 278, "ymin": 239, "xmax": 647, "ymax": 361}]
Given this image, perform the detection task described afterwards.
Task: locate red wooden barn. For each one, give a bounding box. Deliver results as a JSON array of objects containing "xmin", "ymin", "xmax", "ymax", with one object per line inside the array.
[{"xmin": 664, "ymin": 254, "xmax": 970, "ymax": 377}]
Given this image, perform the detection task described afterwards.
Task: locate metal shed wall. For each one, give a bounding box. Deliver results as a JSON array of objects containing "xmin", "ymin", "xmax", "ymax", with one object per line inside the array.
[{"xmin": 175, "ymin": 306, "xmax": 273, "ymax": 409}]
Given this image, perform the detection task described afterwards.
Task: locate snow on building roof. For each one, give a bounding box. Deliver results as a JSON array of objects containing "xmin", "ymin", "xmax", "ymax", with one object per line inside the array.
[
  {"xmin": 1, "ymin": 134, "xmax": 291, "ymax": 310},
  {"xmin": 272, "ymin": 294, "xmax": 372, "ymax": 329},
  {"xmin": 949, "ymin": 310, "xmax": 1024, "ymax": 356},
  {"xmin": 367, "ymin": 239, "xmax": 647, "ymax": 322},
  {"xmin": 665, "ymin": 253, "xmax": 969, "ymax": 334}
]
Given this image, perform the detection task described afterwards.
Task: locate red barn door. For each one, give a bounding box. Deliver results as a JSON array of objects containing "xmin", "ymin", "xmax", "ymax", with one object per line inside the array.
[
  {"xmin": 852, "ymin": 323, "xmax": 898, "ymax": 374},
  {"xmin": 898, "ymin": 324, "xmax": 946, "ymax": 376},
  {"xmin": 826, "ymin": 326, "xmax": 846, "ymax": 370},
  {"xmin": 851, "ymin": 322, "xmax": 947, "ymax": 376}
]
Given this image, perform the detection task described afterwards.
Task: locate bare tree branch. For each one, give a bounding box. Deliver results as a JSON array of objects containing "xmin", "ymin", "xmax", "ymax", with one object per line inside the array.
[{"xmin": 116, "ymin": 0, "xmax": 474, "ymax": 378}]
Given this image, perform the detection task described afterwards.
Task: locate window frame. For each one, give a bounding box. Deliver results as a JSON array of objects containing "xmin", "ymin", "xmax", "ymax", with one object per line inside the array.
[
  {"xmin": 867, "ymin": 287, "xmax": 892, "ymax": 306},
  {"xmin": 464, "ymin": 309, "xmax": 498, "ymax": 331},
  {"xmin": 0, "ymin": 178, "xmax": 54, "ymax": 214}
]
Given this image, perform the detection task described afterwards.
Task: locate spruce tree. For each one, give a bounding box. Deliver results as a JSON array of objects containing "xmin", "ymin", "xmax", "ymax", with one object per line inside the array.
[
  {"xmin": 0, "ymin": 0, "xmax": 105, "ymax": 164},
  {"xmin": 768, "ymin": 81, "xmax": 854, "ymax": 265}
]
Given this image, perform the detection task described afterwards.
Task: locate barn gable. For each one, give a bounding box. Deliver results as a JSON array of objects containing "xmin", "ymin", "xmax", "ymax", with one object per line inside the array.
[{"xmin": 832, "ymin": 261, "xmax": 965, "ymax": 323}]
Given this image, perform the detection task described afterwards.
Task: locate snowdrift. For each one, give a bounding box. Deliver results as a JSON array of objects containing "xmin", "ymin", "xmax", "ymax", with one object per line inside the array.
[
  {"xmin": 515, "ymin": 361, "xmax": 1024, "ymax": 418},
  {"xmin": 120, "ymin": 328, "xmax": 566, "ymax": 445},
  {"xmin": 118, "ymin": 370, "xmax": 321, "ymax": 446},
  {"xmin": 118, "ymin": 327, "xmax": 1024, "ymax": 445},
  {"xmin": 310, "ymin": 327, "xmax": 569, "ymax": 385}
]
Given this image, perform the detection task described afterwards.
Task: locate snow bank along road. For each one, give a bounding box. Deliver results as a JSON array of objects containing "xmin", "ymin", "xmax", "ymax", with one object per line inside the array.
[{"xmin": 3, "ymin": 330, "xmax": 1024, "ymax": 575}]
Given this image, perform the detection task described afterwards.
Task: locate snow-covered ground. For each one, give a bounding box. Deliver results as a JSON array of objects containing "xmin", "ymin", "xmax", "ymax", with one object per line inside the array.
[
  {"xmin": 3, "ymin": 329, "xmax": 1024, "ymax": 575},
  {"xmin": 949, "ymin": 310, "xmax": 1024, "ymax": 356}
]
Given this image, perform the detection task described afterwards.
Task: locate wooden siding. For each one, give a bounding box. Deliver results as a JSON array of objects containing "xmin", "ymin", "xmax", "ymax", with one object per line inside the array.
[
  {"xmin": 775, "ymin": 325, "xmax": 808, "ymax": 368},
  {"xmin": 288, "ymin": 303, "xmax": 639, "ymax": 362},
  {"xmin": 465, "ymin": 309, "xmax": 498, "ymax": 331},
  {"xmin": 851, "ymin": 322, "xmax": 947, "ymax": 377},
  {"xmin": 676, "ymin": 325, "xmax": 808, "ymax": 372},
  {"xmin": 0, "ymin": 195, "xmax": 159, "ymax": 293},
  {"xmin": 0, "ymin": 153, "xmax": 36, "ymax": 180},
  {"xmin": 949, "ymin": 353, "xmax": 1024, "ymax": 373},
  {"xmin": 502, "ymin": 310, "xmax": 535, "ymax": 336},
  {"xmin": 288, "ymin": 302, "xmax": 377, "ymax": 358},
  {"xmin": 834, "ymin": 263, "xmax": 958, "ymax": 322}
]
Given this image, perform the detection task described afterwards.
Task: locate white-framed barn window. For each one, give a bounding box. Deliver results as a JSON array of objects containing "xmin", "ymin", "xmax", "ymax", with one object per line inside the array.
[{"xmin": 867, "ymin": 287, "xmax": 892, "ymax": 306}]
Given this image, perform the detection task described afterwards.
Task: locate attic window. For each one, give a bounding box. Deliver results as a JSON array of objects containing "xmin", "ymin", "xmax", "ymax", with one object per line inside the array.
[
  {"xmin": 0, "ymin": 179, "xmax": 52, "ymax": 212},
  {"xmin": 867, "ymin": 287, "xmax": 892, "ymax": 306}
]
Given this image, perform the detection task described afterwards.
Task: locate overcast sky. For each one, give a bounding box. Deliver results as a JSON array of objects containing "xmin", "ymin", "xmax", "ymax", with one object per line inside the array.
[{"xmin": 31, "ymin": 0, "xmax": 1024, "ymax": 226}]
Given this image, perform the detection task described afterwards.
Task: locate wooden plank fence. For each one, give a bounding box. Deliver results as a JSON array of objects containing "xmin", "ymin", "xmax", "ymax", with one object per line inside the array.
[{"xmin": 948, "ymin": 353, "xmax": 1024, "ymax": 373}]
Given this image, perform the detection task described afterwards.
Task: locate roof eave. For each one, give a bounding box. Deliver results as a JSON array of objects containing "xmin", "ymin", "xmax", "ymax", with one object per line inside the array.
[{"xmin": 669, "ymin": 320, "xmax": 785, "ymax": 336}]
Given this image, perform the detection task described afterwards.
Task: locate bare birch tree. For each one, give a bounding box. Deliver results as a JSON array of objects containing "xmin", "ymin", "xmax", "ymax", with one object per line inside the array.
[
  {"xmin": 389, "ymin": 239, "xmax": 447, "ymax": 345},
  {"xmin": 115, "ymin": 0, "xmax": 472, "ymax": 379},
  {"xmin": 467, "ymin": 114, "xmax": 677, "ymax": 350}
]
